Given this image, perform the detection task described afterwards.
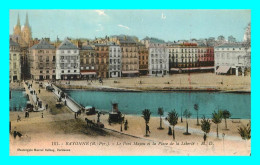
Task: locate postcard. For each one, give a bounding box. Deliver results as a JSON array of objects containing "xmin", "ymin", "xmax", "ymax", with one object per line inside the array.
[{"xmin": 9, "ymin": 9, "xmax": 251, "ymax": 156}]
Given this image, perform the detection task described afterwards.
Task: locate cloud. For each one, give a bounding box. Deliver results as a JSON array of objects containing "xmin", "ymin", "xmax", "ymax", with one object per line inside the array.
[
  {"xmin": 95, "ymin": 10, "xmax": 107, "ymax": 16},
  {"xmin": 118, "ymin": 24, "xmax": 130, "ymax": 30},
  {"xmin": 161, "ymin": 13, "xmax": 166, "ymax": 20}
]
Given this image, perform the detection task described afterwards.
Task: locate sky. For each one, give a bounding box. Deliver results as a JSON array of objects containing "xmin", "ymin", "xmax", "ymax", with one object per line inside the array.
[{"xmin": 9, "ymin": 10, "xmax": 251, "ymax": 42}]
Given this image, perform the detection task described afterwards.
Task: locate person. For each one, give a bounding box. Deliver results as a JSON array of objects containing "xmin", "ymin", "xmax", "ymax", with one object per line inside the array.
[
  {"xmin": 17, "ymin": 115, "xmax": 21, "ymax": 122},
  {"xmin": 64, "ymin": 100, "xmax": 67, "ymax": 106},
  {"xmin": 45, "ymin": 104, "xmax": 48, "ymax": 110},
  {"xmin": 124, "ymin": 120, "xmax": 128, "ymax": 130},
  {"xmin": 41, "ymin": 112, "xmax": 44, "ymax": 118},
  {"xmin": 38, "ymin": 89, "xmax": 41, "ymax": 94},
  {"xmin": 146, "ymin": 125, "xmax": 151, "ymax": 134},
  {"xmin": 203, "ymin": 133, "xmax": 207, "ymax": 142},
  {"xmin": 74, "ymin": 112, "xmax": 77, "ymax": 119}
]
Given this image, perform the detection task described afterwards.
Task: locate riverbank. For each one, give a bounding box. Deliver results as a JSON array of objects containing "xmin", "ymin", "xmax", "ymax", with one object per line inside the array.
[
  {"xmin": 54, "ymin": 73, "xmax": 251, "ymax": 93},
  {"xmin": 9, "ymin": 80, "xmax": 251, "ymax": 155}
]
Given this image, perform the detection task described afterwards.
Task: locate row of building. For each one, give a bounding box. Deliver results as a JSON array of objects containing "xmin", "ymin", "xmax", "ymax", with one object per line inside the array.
[{"xmin": 9, "ymin": 14, "xmax": 251, "ymax": 82}]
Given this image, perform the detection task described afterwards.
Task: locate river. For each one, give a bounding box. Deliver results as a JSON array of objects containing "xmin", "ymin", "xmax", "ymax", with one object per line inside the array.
[
  {"xmin": 9, "ymin": 90, "xmax": 28, "ymax": 111},
  {"xmin": 65, "ymin": 90, "xmax": 251, "ymax": 119}
]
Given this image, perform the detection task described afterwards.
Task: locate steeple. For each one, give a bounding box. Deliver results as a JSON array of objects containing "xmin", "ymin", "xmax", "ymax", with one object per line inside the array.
[
  {"xmin": 25, "ymin": 12, "xmax": 29, "ymax": 27},
  {"xmin": 17, "ymin": 13, "xmax": 20, "ymax": 27}
]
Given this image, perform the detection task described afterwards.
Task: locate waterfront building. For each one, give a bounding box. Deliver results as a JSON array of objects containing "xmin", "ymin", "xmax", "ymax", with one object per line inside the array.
[
  {"xmin": 168, "ymin": 43, "xmax": 198, "ymax": 73},
  {"xmin": 56, "ymin": 39, "xmax": 80, "ymax": 80},
  {"xmin": 9, "ymin": 39, "xmax": 21, "ymax": 82},
  {"xmin": 148, "ymin": 43, "xmax": 169, "ymax": 76},
  {"xmin": 29, "ymin": 39, "xmax": 56, "ymax": 80},
  {"xmin": 108, "ymin": 43, "xmax": 122, "ymax": 78},
  {"xmin": 94, "ymin": 44, "xmax": 109, "ymax": 78},
  {"xmin": 197, "ymin": 45, "xmax": 214, "ymax": 67},
  {"xmin": 115, "ymin": 36, "xmax": 139, "ymax": 77},
  {"xmin": 79, "ymin": 45, "xmax": 97, "ymax": 79},
  {"xmin": 138, "ymin": 43, "xmax": 149, "ymax": 75},
  {"xmin": 214, "ymin": 43, "xmax": 250, "ymax": 76}
]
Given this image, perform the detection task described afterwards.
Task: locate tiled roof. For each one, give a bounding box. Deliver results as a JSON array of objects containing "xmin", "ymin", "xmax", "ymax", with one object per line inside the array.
[
  {"xmin": 81, "ymin": 45, "xmax": 94, "ymax": 50},
  {"xmin": 9, "ymin": 39, "xmax": 20, "ymax": 47},
  {"xmin": 30, "ymin": 39, "xmax": 55, "ymax": 50},
  {"xmin": 57, "ymin": 39, "xmax": 78, "ymax": 50}
]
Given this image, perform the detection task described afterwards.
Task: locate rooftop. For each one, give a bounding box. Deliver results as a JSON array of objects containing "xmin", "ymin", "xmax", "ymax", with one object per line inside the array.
[
  {"xmin": 30, "ymin": 39, "xmax": 55, "ymax": 50},
  {"xmin": 57, "ymin": 39, "xmax": 78, "ymax": 50}
]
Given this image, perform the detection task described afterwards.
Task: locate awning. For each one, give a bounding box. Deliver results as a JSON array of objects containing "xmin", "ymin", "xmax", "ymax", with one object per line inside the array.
[
  {"xmin": 81, "ymin": 72, "xmax": 96, "ymax": 75},
  {"xmin": 200, "ymin": 66, "xmax": 215, "ymax": 70},
  {"xmin": 122, "ymin": 71, "xmax": 139, "ymax": 74},
  {"xmin": 170, "ymin": 68, "xmax": 180, "ymax": 71},
  {"xmin": 181, "ymin": 67, "xmax": 200, "ymax": 71},
  {"xmin": 216, "ymin": 66, "xmax": 230, "ymax": 73}
]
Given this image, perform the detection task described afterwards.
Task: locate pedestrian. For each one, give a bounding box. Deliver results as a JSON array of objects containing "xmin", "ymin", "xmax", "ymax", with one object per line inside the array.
[
  {"xmin": 17, "ymin": 115, "xmax": 21, "ymax": 122},
  {"xmin": 38, "ymin": 89, "xmax": 41, "ymax": 94},
  {"xmin": 124, "ymin": 120, "xmax": 128, "ymax": 130},
  {"xmin": 45, "ymin": 104, "xmax": 48, "ymax": 110},
  {"xmin": 41, "ymin": 112, "xmax": 44, "ymax": 118},
  {"xmin": 64, "ymin": 100, "xmax": 67, "ymax": 106},
  {"xmin": 74, "ymin": 112, "xmax": 77, "ymax": 119},
  {"xmin": 203, "ymin": 133, "xmax": 207, "ymax": 142}
]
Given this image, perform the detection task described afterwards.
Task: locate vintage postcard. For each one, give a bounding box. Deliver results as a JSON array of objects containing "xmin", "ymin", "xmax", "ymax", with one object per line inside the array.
[{"xmin": 9, "ymin": 10, "xmax": 251, "ymax": 156}]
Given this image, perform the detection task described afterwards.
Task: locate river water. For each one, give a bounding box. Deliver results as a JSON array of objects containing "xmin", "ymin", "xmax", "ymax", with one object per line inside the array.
[
  {"xmin": 66, "ymin": 90, "xmax": 251, "ymax": 119},
  {"xmin": 9, "ymin": 90, "xmax": 28, "ymax": 111}
]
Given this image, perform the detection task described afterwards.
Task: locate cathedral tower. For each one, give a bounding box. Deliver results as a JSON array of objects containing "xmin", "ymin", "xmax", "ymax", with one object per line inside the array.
[
  {"xmin": 21, "ymin": 12, "xmax": 32, "ymax": 45},
  {"xmin": 13, "ymin": 14, "xmax": 21, "ymax": 36}
]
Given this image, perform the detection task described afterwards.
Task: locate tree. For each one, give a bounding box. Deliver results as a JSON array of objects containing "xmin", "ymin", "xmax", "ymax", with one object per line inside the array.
[
  {"xmin": 238, "ymin": 122, "xmax": 251, "ymax": 140},
  {"xmin": 238, "ymin": 121, "xmax": 251, "ymax": 155},
  {"xmin": 183, "ymin": 109, "xmax": 192, "ymax": 135},
  {"xmin": 212, "ymin": 110, "xmax": 223, "ymax": 138},
  {"xmin": 222, "ymin": 110, "xmax": 231, "ymax": 130},
  {"xmin": 142, "ymin": 109, "xmax": 152, "ymax": 137},
  {"xmin": 194, "ymin": 104, "xmax": 199, "ymax": 126},
  {"xmin": 201, "ymin": 116, "xmax": 211, "ymax": 142},
  {"xmin": 168, "ymin": 110, "xmax": 178, "ymax": 140},
  {"xmin": 157, "ymin": 107, "xmax": 164, "ymax": 130}
]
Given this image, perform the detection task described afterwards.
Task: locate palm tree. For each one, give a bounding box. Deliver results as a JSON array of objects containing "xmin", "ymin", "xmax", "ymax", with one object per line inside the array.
[
  {"xmin": 142, "ymin": 109, "xmax": 152, "ymax": 137},
  {"xmin": 194, "ymin": 104, "xmax": 199, "ymax": 126},
  {"xmin": 238, "ymin": 122, "xmax": 251, "ymax": 140},
  {"xmin": 201, "ymin": 116, "xmax": 211, "ymax": 142},
  {"xmin": 222, "ymin": 110, "xmax": 231, "ymax": 130},
  {"xmin": 168, "ymin": 110, "xmax": 178, "ymax": 140},
  {"xmin": 157, "ymin": 107, "xmax": 164, "ymax": 130},
  {"xmin": 238, "ymin": 121, "xmax": 251, "ymax": 155},
  {"xmin": 183, "ymin": 109, "xmax": 192, "ymax": 135},
  {"xmin": 212, "ymin": 110, "xmax": 223, "ymax": 138}
]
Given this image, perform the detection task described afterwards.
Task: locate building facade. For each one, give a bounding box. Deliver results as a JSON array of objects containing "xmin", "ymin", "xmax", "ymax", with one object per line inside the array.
[
  {"xmin": 56, "ymin": 39, "xmax": 80, "ymax": 80},
  {"xmin": 138, "ymin": 44, "xmax": 149, "ymax": 75},
  {"xmin": 29, "ymin": 39, "xmax": 56, "ymax": 80},
  {"xmin": 115, "ymin": 36, "xmax": 139, "ymax": 77},
  {"xmin": 214, "ymin": 43, "xmax": 250, "ymax": 76},
  {"xmin": 168, "ymin": 43, "xmax": 198, "ymax": 73},
  {"xmin": 9, "ymin": 39, "xmax": 21, "ymax": 82},
  {"xmin": 148, "ymin": 44, "xmax": 169, "ymax": 76},
  {"xmin": 109, "ymin": 44, "xmax": 122, "ymax": 78},
  {"xmin": 79, "ymin": 45, "xmax": 97, "ymax": 79},
  {"xmin": 94, "ymin": 44, "xmax": 109, "ymax": 78}
]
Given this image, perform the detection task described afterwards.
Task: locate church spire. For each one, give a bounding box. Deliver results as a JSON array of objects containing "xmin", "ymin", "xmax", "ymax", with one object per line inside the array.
[
  {"xmin": 25, "ymin": 12, "xmax": 29, "ymax": 27},
  {"xmin": 17, "ymin": 13, "xmax": 20, "ymax": 27}
]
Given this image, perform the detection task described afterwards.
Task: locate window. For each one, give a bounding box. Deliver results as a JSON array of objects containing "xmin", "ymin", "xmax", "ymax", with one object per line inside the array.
[
  {"xmin": 61, "ymin": 70, "xmax": 64, "ymax": 73},
  {"xmin": 40, "ymin": 70, "xmax": 43, "ymax": 73},
  {"xmin": 68, "ymin": 50, "xmax": 71, "ymax": 53},
  {"xmin": 46, "ymin": 70, "xmax": 49, "ymax": 73},
  {"xmin": 68, "ymin": 70, "xmax": 70, "ymax": 73},
  {"xmin": 74, "ymin": 70, "xmax": 76, "ymax": 73},
  {"xmin": 53, "ymin": 70, "xmax": 55, "ymax": 73}
]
